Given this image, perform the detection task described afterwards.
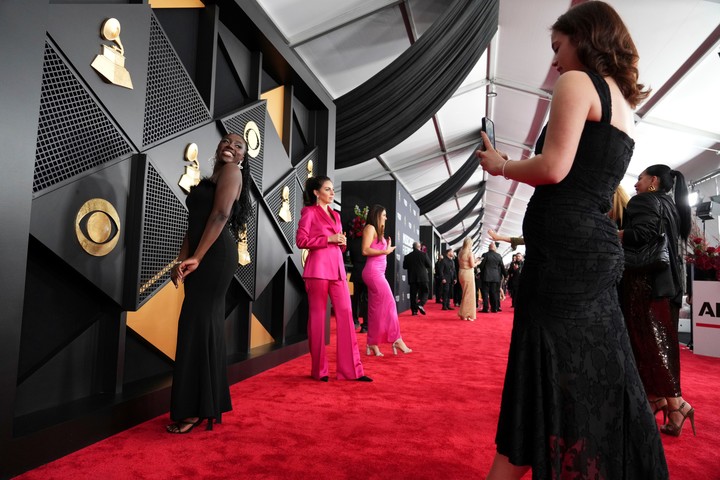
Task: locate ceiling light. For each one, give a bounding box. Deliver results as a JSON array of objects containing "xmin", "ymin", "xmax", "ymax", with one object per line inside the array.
[{"xmin": 688, "ymin": 191, "xmax": 700, "ymax": 206}]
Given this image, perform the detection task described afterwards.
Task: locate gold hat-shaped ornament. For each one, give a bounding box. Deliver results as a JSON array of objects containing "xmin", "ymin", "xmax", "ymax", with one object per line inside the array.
[
  {"xmin": 178, "ymin": 143, "xmax": 201, "ymax": 193},
  {"xmin": 91, "ymin": 18, "xmax": 133, "ymax": 89},
  {"xmin": 278, "ymin": 185, "xmax": 292, "ymax": 222}
]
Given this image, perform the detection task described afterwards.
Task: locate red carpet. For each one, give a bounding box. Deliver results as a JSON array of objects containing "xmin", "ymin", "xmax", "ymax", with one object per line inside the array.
[{"xmin": 14, "ymin": 297, "xmax": 720, "ymax": 479}]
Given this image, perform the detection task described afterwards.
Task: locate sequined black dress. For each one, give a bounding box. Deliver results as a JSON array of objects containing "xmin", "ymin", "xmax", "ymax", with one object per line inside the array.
[
  {"xmin": 494, "ymin": 72, "xmax": 668, "ymax": 478},
  {"xmin": 170, "ymin": 179, "xmax": 235, "ymax": 422}
]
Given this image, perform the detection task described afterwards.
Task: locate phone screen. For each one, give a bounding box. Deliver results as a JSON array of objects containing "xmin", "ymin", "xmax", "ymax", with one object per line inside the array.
[{"xmin": 481, "ymin": 117, "xmax": 495, "ymax": 150}]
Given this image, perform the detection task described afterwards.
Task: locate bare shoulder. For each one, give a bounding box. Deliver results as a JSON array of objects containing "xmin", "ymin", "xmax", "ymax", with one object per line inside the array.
[{"xmin": 553, "ymin": 71, "xmax": 595, "ymax": 98}]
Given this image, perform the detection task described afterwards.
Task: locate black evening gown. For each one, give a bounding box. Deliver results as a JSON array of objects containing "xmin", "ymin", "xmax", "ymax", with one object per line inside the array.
[
  {"xmin": 170, "ymin": 179, "xmax": 234, "ymax": 422},
  {"xmin": 494, "ymin": 72, "xmax": 668, "ymax": 478}
]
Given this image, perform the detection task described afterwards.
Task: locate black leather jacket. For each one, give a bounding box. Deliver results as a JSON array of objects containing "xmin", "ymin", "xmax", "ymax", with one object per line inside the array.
[{"xmin": 623, "ymin": 191, "xmax": 683, "ymax": 302}]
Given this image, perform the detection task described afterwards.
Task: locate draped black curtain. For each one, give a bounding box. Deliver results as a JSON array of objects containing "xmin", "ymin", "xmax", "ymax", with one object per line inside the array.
[
  {"xmin": 417, "ymin": 148, "xmax": 482, "ymax": 215},
  {"xmin": 334, "ymin": 0, "xmax": 499, "ymax": 168},
  {"xmin": 447, "ymin": 214, "xmax": 483, "ymax": 246},
  {"xmin": 437, "ymin": 187, "xmax": 484, "ymax": 234}
]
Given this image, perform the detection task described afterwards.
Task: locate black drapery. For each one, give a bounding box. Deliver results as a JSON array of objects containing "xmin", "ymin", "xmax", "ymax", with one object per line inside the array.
[
  {"xmin": 437, "ymin": 188, "xmax": 484, "ymax": 234},
  {"xmin": 417, "ymin": 148, "xmax": 483, "ymax": 215},
  {"xmin": 447, "ymin": 214, "xmax": 483, "ymax": 246},
  {"xmin": 334, "ymin": 0, "xmax": 499, "ymax": 169}
]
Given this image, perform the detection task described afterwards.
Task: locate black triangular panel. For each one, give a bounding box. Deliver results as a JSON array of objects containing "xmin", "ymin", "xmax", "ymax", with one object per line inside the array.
[
  {"xmin": 234, "ymin": 198, "xmax": 259, "ymax": 299},
  {"xmin": 264, "ymin": 171, "xmax": 297, "ymax": 250},
  {"xmin": 34, "ymin": 40, "xmax": 134, "ymax": 196},
  {"xmin": 142, "ymin": 14, "xmax": 211, "ymax": 148},
  {"xmin": 220, "ymin": 101, "xmax": 267, "ymax": 194}
]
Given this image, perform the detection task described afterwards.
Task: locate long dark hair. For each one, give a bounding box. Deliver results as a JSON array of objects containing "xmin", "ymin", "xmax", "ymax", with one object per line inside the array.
[
  {"xmin": 303, "ymin": 175, "xmax": 331, "ymax": 206},
  {"xmin": 366, "ymin": 204, "xmax": 386, "ymax": 239},
  {"xmin": 552, "ymin": 1, "xmax": 650, "ymax": 108},
  {"xmin": 645, "ymin": 164, "xmax": 691, "ymax": 240},
  {"xmin": 228, "ymin": 135, "xmax": 252, "ymax": 233}
]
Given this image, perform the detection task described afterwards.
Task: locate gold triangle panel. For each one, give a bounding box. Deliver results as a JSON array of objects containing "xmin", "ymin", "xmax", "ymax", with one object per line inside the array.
[
  {"xmin": 261, "ymin": 86, "xmax": 285, "ymax": 143},
  {"xmin": 126, "ymin": 282, "xmax": 185, "ymax": 360},
  {"xmin": 250, "ymin": 313, "xmax": 275, "ymax": 348}
]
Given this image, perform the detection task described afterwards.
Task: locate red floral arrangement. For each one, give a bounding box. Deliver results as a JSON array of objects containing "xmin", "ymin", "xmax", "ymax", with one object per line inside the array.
[
  {"xmin": 350, "ymin": 205, "xmax": 368, "ymax": 238},
  {"xmin": 686, "ymin": 235, "xmax": 720, "ymax": 279}
]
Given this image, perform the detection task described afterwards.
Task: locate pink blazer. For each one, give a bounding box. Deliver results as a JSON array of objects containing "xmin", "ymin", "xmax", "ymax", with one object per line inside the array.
[{"xmin": 296, "ymin": 205, "xmax": 347, "ymax": 280}]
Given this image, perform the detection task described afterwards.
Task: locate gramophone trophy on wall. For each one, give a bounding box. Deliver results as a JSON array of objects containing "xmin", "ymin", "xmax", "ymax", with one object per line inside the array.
[{"xmin": 91, "ymin": 18, "xmax": 133, "ymax": 89}]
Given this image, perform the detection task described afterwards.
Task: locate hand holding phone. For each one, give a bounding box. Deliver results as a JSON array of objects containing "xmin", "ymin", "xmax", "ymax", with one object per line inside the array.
[{"xmin": 481, "ymin": 117, "xmax": 495, "ymax": 151}]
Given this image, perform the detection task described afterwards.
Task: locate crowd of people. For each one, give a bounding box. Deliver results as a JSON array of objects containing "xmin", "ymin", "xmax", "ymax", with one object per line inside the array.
[{"xmin": 166, "ymin": 2, "xmax": 698, "ymax": 478}]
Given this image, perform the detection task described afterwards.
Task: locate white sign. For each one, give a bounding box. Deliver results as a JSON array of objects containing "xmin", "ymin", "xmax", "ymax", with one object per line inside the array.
[{"xmin": 692, "ymin": 280, "xmax": 720, "ymax": 358}]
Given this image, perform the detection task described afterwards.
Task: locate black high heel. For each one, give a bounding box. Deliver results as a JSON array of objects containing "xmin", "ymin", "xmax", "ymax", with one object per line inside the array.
[
  {"xmin": 166, "ymin": 417, "xmax": 203, "ymax": 434},
  {"xmin": 206, "ymin": 417, "xmax": 214, "ymax": 431},
  {"xmin": 649, "ymin": 398, "xmax": 668, "ymax": 425},
  {"xmin": 357, "ymin": 375, "xmax": 373, "ymax": 382},
  {"xmin": 661, "ymin": 401, "xmax": 696, "ymax": 437}
]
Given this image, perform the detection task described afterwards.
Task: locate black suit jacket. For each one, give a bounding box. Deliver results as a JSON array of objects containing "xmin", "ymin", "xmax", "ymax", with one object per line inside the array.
[
  {"xmin": 403, "ymin": 249, "xmax": 432, "ymax": 283},
  {"xmin": 479, "ymin": 250, "xmax": 506, "ymax": 283},
  {"xmin": 437, "ymin": 257, "xmax": 456, "ymax": 283}
]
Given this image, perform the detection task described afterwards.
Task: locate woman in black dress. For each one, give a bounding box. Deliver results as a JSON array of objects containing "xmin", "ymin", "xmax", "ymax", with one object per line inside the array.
[
  {"xmin": 167, "ymin": 133, "xmax": 251, "ymax": 433},
  {"xmin": 620, "ymin": 165, "xmax": 694, "ymax": 436},
  {"xmin": 477, "ymin": 2, "xmax": 668, "ymax": 478}
]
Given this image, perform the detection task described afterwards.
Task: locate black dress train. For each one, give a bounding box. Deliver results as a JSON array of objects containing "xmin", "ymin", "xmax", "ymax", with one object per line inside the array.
[
  {"xmin": 494, "ymin": 72, "xmax": 668, "ymax": 478},
  {"xmin": 170, "ymin": 179, "xmax": 235, "ymax": 422}
]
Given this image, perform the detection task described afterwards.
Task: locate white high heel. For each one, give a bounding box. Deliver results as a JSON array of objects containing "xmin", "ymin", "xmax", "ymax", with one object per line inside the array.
[
  {"xmin": 366, "ymin": 345, "xmax": 384, "ymax": 356},
  {"xmin": 392, "ymin": 339, "xmax": 412, "ymax": 355}
]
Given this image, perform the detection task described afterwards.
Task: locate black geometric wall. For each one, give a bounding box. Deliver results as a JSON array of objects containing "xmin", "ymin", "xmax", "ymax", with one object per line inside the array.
[{"xmin": 1, "ymin": 2, "xmax": 334, "ymax": 476}]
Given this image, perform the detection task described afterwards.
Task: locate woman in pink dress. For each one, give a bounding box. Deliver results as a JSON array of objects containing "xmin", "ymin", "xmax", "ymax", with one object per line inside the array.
[{"xmin": 361, "ymin": 204, "xmax": 412, "ymax": 356}]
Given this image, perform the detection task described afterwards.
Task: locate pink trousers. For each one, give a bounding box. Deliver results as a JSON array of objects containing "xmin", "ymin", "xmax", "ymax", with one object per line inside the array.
[{"xmin": 305, "ymin": 278, "xmax": 365, "ymax": 380}]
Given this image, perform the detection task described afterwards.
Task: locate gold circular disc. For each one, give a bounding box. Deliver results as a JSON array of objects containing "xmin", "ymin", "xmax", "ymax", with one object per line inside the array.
[
  {"xmin": 185, "ymin": 143, "xmax": 199, "ymax": 162},
  {"xmin": 75, "ymin": 198, "xmax": 121, "ymax": 256},
  {"xmin": 244, "ymin": 121, "xmax": 262, "ymax": 158},
  {"xmin": 86, "ymin": 212, "xmax": 112, "ymax": 243},
  {"xmin": 101, "ymin": 18, "xmax": 121, "ymax": 41}
]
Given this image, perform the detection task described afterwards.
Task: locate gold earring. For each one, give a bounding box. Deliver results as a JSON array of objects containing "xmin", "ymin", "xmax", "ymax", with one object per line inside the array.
[{"xmin": 648, "ymin": 185, "xmax": 656, "ymax": 192}]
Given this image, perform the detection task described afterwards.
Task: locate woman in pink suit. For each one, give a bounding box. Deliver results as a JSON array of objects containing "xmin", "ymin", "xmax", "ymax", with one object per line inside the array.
[
  {"xmin": 296, "ymin": 176, "xmax": 372, "ymax": 382},
  {"xmin": 362, "ymin": 204, "xmax": 412, "ymax": 356}
]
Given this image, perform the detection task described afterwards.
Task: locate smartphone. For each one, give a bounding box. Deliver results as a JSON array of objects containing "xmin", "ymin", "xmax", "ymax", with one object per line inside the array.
[{"xmin": 481, "ymin": 117, "xmax": 495, "ymax": 151}]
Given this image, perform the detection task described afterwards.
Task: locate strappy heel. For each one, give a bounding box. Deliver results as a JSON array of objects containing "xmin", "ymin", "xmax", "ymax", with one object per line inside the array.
[
  {"xmin": 661, "ymin": 401, "xmax": 696, "ymax": 437},
  {"xmin": 366, "ymin": 345, "xmax": 384, "ymax": 356},
  {"xmin": 166, "ymin": 417, "xmax": 203, "ymax": 434},
  {"xmin": 649, "ymin": 398, "xmax": 668, "ymax": 425},
  {"xmin": 392, "ymin": 338, "xmax": 412, "ymax": 355}
]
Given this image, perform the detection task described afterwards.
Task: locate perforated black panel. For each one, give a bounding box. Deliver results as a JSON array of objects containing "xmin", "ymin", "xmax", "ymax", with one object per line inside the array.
[
  {"xmin": 143, "ymin": 15, "xmax": 211, "ymax": 147},
  {"xmin": 137, "ymin": 162, "xmax": 188, "ymax": 305},
  {"xmin": 33, "ymin": 40, "xmax": 134, "ymax": 195},
  {"xmin": 234, "ymin": 199, "xmax": 258, "ymax": 299},
  {"xmin": 265, "ymin": 173, "xmax": 296, "ymax": 249},
  {"xmin": 221, "ymin": 103, "xmax": 266, "ymax": 194}
]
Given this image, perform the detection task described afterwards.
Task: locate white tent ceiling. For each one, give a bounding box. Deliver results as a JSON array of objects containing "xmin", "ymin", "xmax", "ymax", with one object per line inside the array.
[{"xmin": 256, "ymin": 0, "xmax": 720, "ymax": 257}]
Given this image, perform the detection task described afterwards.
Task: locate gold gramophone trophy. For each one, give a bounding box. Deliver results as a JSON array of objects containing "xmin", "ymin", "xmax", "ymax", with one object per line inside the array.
[{"xmin": 91, "ymin": 18, "xmax": 133, "ymax": 89}]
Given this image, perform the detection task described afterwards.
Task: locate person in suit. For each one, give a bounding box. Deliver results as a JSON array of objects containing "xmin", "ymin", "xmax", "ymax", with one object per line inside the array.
[
  {"xmin": 296, "ymin": 176, "xmax": 372, "ymax": 383},
  {"xmin": 437, "ymin": 248, "xmax": 456, "ymax": 310},
  {"xmin": 479, "ymin": 242, "xmax": 506, "ymax": 313},
  {"xmin": 434, "ymin": 253, "xmax": 444, "ymax": 304},
  {"xmin": 507, "ymin": 253, "xmax": 524, "ymax": 308},
  {"xmin": 403, "ymin": 241, "xmax": 432, "ymax": 315}
]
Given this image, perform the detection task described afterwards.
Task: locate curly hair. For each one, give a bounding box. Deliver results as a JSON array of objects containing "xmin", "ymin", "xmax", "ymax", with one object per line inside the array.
[{"xmin": 552, "ymin": 1, "xmax": 650, "ymax": 108}]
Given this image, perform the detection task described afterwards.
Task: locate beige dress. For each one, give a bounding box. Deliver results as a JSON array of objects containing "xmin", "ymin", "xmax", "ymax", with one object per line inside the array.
[{"xmin": 457, "ymin": 250, "xmax": 476, "ymax": 320}]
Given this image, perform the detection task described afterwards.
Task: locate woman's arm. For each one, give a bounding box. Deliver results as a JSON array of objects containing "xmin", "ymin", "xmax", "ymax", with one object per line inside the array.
[
  {"xmin": 296, "ymin": 207, "xmax": 345, "ymax": 249},
  {"xmin": 361, "ymin": 225, "xmax": 385, "ymax": 256},
  {"xmin": 178, "ymin": 163, "xmax": 242, "ymax": 277},
  {"xmin": 478, "ymin": 71, "xmax": 594, "ymax": 186},
  {"xmin": 171, "ymin": 233, "xmax": 190, "ymax": 286}
]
